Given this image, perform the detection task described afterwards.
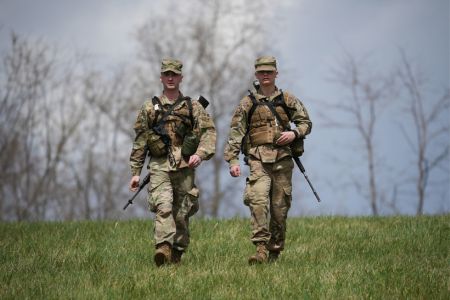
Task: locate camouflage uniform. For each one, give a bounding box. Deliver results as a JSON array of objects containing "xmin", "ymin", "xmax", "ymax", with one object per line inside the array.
[
  {"xmin": 130, "ymin": 59, "xmax": 216, "ymax": 255},
  {"xmin": 224, "ymin": 56, "xmax": 312, "ymax": 257}
]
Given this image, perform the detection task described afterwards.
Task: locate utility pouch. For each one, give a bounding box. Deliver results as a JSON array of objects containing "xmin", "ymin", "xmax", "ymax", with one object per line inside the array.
[
  {"xmin": 181, "ymin": 131, "xmax": 199, "ymax": 157},
  {"xmin": 290, "ymin": 137, "xmax": 304, "ymax": 157},
  {"xmin": 175, "ymin": 123, "xmax": 188, "ymax": 138},
  {"xmin": 241, "ymin": 134, "xmax": 251, "ymax": 156},
  {"xmin": 147, "ymin": 131, "xmax": 168, "ymax": 157}
]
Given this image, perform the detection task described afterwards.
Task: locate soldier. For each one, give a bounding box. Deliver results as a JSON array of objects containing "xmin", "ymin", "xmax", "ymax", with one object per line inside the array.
[
  {"xmin": 224, "ymin": 56, "xmax": 312, "ymax": 264},
  {"xmin": 129, "ymin": 58, "xmax": 216, "ymax": 267}
]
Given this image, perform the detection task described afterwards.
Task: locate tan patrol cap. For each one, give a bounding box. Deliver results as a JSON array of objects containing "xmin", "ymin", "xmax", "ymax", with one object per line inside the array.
[
  {"xmin": 161, "ymin": 58, "xmax": 183, "ymax": 74},
  {"xmin": 254, "ymin": 56, "xmax": 277, "ymax": 72}
]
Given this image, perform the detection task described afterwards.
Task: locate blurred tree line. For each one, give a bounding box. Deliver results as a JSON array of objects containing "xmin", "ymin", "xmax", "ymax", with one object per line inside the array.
[{"xmin": 0, "ymin": 0, "xmax": 448, "ymax": 221}]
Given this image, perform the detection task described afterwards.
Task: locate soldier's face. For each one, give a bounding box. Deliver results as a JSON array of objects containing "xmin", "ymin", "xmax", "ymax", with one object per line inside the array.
[
  {"xmin": 160, "ymin": 71, "xmax": 183, "ymax": 90},
  {"xmin": 255, "ymin": 70, "xmax": 277, "ymax": 86}
]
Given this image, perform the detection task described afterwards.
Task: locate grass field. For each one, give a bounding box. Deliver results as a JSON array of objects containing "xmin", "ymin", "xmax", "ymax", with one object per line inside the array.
[{"xmin": 1, "ymin": 215, "xmax": 449, "ymax": 299}]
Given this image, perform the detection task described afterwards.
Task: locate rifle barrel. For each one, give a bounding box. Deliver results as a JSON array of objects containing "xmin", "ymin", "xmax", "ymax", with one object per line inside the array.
[{"xmin": 293, "ymin": 157, "xmax": 321, "ymax": 202}]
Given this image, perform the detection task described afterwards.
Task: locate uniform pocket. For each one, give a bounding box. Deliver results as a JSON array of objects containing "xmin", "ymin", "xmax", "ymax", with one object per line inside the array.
[
  {"xmin": 243, "ymin": 177, "xmax": 251, "ymax": 206},
  {"xmin": 148, "ymin": 182, "xmax": 160, "ymax": 213},
  {"xmin": 186, "ymin": 186, "xmax": 200, "ymax": 217},
  {"xmin": 243, "ymin": 174, "xmax": 259, "ymax": 206},
  {"xmin": 283, "ymin": 185, "xmax": 292, "ymax": 208},
  {"xmin": 147, "ymin": 131, "xmax": 167, "ymax": 157}
]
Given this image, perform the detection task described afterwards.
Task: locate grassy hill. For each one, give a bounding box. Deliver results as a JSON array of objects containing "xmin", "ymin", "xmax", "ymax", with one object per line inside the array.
[{"xmin": 1, "ymin": 215, "xmax": 449, "ymax": 299}]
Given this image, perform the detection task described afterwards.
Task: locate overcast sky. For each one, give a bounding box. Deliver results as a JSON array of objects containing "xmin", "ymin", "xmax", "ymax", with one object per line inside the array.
[
  {"xmin": 1, "ymin": 0, "xmax": 448, "ymax": 216},
  {"xmin": 2, "ymin": 1, "xmax": 447, "ymax": 81}
]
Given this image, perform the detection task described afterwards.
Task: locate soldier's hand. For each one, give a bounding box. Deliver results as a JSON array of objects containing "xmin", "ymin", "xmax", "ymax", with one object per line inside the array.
[
  {"xmin": 230, "ymin": 165, "xmax": 241, "ymax": 177},
  {"xmin": 188, "ymin": 154, "xmax": 202, "ymax": 169},
  {"xmin": 129, "ymin": 176, "xmax": 140, "ymax": 192},
  {"xmin": 276, "ymin": 131, "xmax": 296, "ymax": 146}
]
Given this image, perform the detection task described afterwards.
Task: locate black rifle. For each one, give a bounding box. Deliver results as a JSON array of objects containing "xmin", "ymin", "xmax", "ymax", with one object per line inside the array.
[
  {"xmin": 293, "ymin": 156, "xmax": 321, "ymax": 202},
  {"xmin": 123, "ymin": 173, "xmax": 150, "ymax": 210},
  {"xmin": 123, "ymin": 96, "xmax": 210, "ymax": 210}
]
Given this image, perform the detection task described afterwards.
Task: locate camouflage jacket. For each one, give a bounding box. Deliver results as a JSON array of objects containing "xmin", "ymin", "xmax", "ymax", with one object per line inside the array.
[
  {"xmin": 224, "ymin": 88, "xmax": 312, "ymax": 166},
  {"xmin": 130, "ymin": 93, "xmax": 216, "ymax": 175}
]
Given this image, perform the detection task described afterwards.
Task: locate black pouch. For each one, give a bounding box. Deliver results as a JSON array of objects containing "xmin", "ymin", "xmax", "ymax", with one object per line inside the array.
[{"xmin": 290, "ymin": 138, "xmax": 304, "ymax": 157}]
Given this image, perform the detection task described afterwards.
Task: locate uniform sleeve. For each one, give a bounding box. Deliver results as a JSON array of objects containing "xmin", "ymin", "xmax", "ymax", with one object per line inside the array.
[
  {"xmin": 223, "ymin": 98, "xmax": 249, "ymax": 166},
  {"xmin": 193, "ymin": 102, "xmax": 216, "ymax": 161},
  {"xmin": 285, "ymin": 93, "xmax": 312, "ymax": 138},
  {"xmin": 129, "ymin": 103, "xmax": 151, "ymax": 176}
]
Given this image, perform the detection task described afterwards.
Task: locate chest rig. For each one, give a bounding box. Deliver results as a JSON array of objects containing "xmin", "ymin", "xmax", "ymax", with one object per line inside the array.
[
  {"xmin": 145, "ymin": 95, "xmax": 194, "ymax": 163},
  {"xmin": 241, "ymin": 90, "xmax": 304, "ymax": 157},
  {"xmin": 246, "ymin": 90, "xmax": 292, "ymax": 145},
  {"xmin": 151, "ymin": 95, "xmax": 194, "ymax": 147}
]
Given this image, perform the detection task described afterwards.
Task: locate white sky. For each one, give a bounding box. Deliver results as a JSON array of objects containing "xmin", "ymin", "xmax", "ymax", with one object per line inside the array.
[{"xmin": 1, "ymin": 1, "xmax": 447, "ymax": 82}]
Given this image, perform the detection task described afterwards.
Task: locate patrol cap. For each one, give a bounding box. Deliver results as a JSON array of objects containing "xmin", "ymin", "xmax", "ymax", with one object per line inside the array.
[
  {"xmin": 254, "ymin": 56, "xmax": 277, "ymax": 72},
  {"xmin": 161, "ymin": 58, "xmax": 183, "ymax": 74}
]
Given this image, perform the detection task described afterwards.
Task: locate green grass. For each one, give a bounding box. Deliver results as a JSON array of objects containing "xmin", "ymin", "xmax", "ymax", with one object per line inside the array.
[{"xmin": 1, "ymin": 215, "xmax": 449, "ymax": 299}]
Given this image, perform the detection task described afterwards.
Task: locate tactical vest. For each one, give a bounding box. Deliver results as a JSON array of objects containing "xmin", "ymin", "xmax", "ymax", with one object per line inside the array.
[
  {"xmin": 146, "ymin": 96, "xmax": 194, "ymax": 157},
  {"xmin": 247, "ymin": 92, "xmax": 291, "ymax": 146},
  {"xmin": 242, "ymin": 90, "xmax": 304, "ymax": 157}
]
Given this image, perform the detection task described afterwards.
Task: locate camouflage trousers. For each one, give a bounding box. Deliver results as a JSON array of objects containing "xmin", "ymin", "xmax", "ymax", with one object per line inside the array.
[
  {"xmin": 147, "ymin": 167, "xmax": 199, "ymax": 251},
  {"xmin": 244, "ymin": 157, "xmax": 294, "ymax": 252}
]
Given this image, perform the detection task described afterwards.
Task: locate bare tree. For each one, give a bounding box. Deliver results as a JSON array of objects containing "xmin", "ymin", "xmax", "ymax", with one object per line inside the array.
[
  {"xmin": 321, "ymin": 52, "xmax": 396, "ymax": 215},
  {"xmin": 397, "ymin": 49, "xmax": 450, "ymax": 215},
  {"xmin": 74, "ymin": 68, "xmax": 140, "ymax": 219},
  {"xmin": 0, "ymin": 32, "xmax": 85, "ymax": 221}
]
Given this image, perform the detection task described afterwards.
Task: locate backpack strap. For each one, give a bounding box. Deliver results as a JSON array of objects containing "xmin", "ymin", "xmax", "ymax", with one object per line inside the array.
[
  {"xmin": 265, "ymin": 100, "xmax": 289, "ymax": 131},
  {"xmin": 151, "ymin": 96, "xmax": 163, "ymax": 128},
  {"xmin": 187, "ymin": 97, "xmax": 194, "ymax": 126},
  {"xmin": 246, "ymin": 91, "xmax": 259, "ymax": 127},
  {"xmin": 246, "ymin": 90, "xmax": 291, "ymax": 130},
  {"xmin": 273, "ymin": 91, "xmax": 293, "ymax": 120},
  {"xmin": 151, "ymin": 95, "xmax": 186, "ymax": 129},
  {"xmin": 184, "ymin": 97, "xmax": 194, "ymax": 128},
  {"xmin": 240, "ymin": 91, "xmax": 258, "ymax": 155}
]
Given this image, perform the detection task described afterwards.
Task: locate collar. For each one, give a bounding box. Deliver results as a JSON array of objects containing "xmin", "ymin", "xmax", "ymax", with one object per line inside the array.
[
  {"xmin": 255, "ymin": 86, "xmax": 281, "ymax": 101},
  {"xmin": 160, "ymin": 92, "xmax": 184, "ymax": 105}
]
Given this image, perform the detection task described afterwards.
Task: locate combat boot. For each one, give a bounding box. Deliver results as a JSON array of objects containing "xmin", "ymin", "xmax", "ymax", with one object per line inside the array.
[
  {"xmin": 171, "ymin": 248, "xmax": 184, "ymax": 264},
  {"xmin": 154, "ymin": 242, "xmax": 172, "ymax": 267},
  {"xmin": 248, "ymin": 242, "xmax": 268, "ymax": 265},
  {"xmin": 268, "ymin": 251, "xmax": 280, "ymax": 262}
]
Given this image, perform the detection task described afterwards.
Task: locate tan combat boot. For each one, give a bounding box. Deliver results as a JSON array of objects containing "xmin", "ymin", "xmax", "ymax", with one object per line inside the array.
[
  {"xmin": 248, "ymin": 242, "xmax": 268, "ymax": 265},
  {"xmin": 154, "ymin": 242, "xmax": 172, "ymax": 267},
  {"xmin": 171, "ymin": 248, "xmax": 184, "ymax": 264}
]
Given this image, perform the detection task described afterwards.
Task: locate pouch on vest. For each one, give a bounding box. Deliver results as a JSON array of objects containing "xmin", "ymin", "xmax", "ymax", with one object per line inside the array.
[
  {"xmin": 290, "ymin": 137, "xmax": 304, "ymax": 157},
  {"xmin": 241, "ymin": 134, "xmax": 251, "ymax": 156},
  {"xmin": 181, "ymin": 131, "xmax": 199, "ymax": 157},
  {"xmin": 147, "ymin": 130, "xmax": 168, "ymax": 157}
]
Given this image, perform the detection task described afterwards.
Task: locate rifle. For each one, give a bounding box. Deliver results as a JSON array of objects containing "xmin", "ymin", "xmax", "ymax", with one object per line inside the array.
[
  {"xmin": 123, "ymin": 172, "xmax": 150, "ymax": 210},
  {"xmin": 293, "ymin": 156, "xmax": 321, "ymax": 202},
  {"xmin": 123, "ymin": 96, "xmax": 210, "ymax": 210}
]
